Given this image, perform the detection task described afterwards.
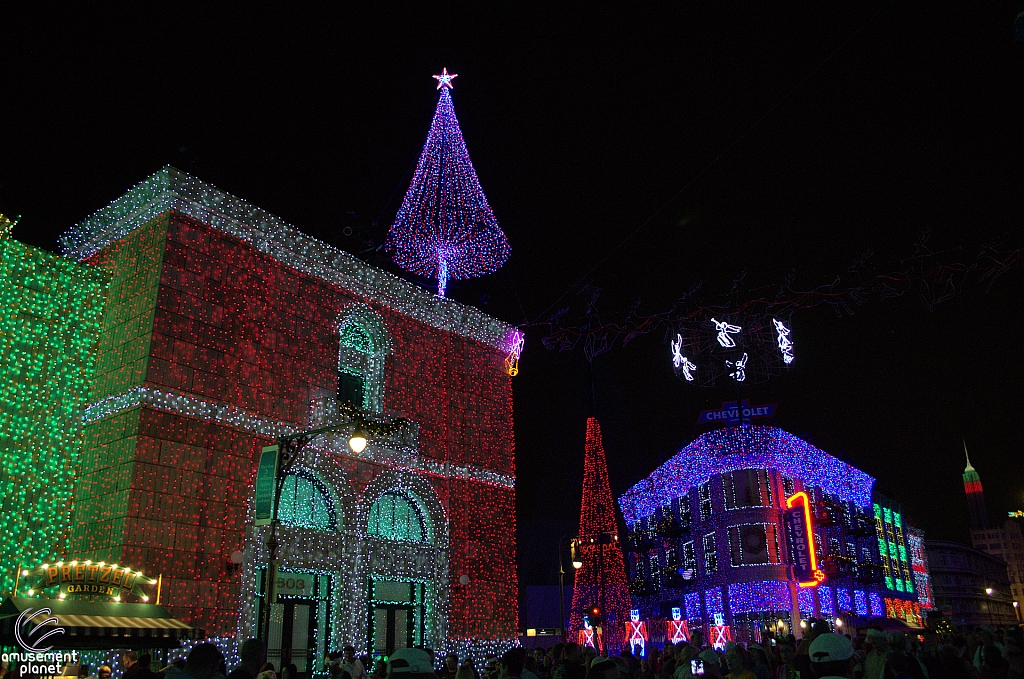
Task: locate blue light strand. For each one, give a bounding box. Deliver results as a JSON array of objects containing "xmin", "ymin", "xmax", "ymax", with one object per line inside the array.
[
  {"xmin": 798, "ymin": 587, "xmax": 815, "ymax": 614},
  {"xmin": 705, "ymin": 586, "xmax": 724, "ymax": 617},
  {"xmin": 685, "ymin": 592, "xmax": 701, "ymax": 620},
  {"xmin": 869, "ymin": 592, "xmax": 884, "ymax": 617},
  {"xmin": 387, "ymin": 82, "xmax": 511, "ymax": 296},
  {"xmin": 728, "ymin": 581, "xmax": 790, "ymax": 614},
  {"xmin": 854, "ymin": 590, "xmax": 868, "ymax": 616},
  {"xmin": 619, "ymin": 426, "xmax": 876, "ymax": 525},
  {"xmin": 837, "ymin": 589, "xmax": 852, "ymax": 613},
  {"xmin": 818, "ymin": 586, "xmax": 835, "ymax": 615}
]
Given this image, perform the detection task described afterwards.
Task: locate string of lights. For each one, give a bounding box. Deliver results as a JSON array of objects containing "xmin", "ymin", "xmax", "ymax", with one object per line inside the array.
[
  {"xmin": 618, "ymin": 426, "xmax": 875, "ymax": 525},
  {"xmin": 82, "ymin": 384, "xmax": 514, "ymax": 489},
  {"xmin": 59, "ymin": 167, "xmax": 518, "ymax": 352},
  {"xmin": 386, "ymin": 71, "xmax": 511, "ymax": 297},
  {"xmin": 0, "ymin": 232, "xmax": 107, "ymax": 595},
  {"xmin": 532, "ymin": 234, "xmax": 1023, "ymax": 365},
  {"xmin": 63, "ymin": 200, "xmax": 519, "ymax": 649},
  {"xmin": 569, "ymin": 418, "xmax": 631, "ymax": 655}
]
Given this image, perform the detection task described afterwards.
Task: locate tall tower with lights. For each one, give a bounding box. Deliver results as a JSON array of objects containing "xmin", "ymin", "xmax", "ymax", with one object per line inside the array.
[
  {"xmin": 569, "ymin": 418, "xmax": 630, "ymax": 654},
  {"xmin": 963, "ymin": 443, "xmax": 988, "ymax": 531}
]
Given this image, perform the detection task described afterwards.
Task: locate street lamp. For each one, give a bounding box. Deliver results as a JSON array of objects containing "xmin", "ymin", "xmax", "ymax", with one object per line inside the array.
[
  {"xmin": 986, "ymin": 587, "xmax": 994, "ymax": 596},
  {"xmin": 260, "ymin": 404, "xmax": 407, "ymax": 644},
  {"xmin": 348, "ymin": 424, "xmax": 369, "ymax": 453},
  {"xmin": 559, "ymin": 536, "xmax": 582, "ymax": 641}
]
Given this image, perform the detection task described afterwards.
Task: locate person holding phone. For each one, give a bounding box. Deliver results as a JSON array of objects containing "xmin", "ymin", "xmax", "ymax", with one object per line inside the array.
[{"xmin": 698, "ymin": 652, "xmax": 724, "ymax": 679}]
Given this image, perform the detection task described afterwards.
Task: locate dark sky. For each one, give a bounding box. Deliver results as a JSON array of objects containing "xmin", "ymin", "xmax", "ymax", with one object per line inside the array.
[{"xmin": 2, "ymin": 6, "xmax": 1022, "ymax": 586}]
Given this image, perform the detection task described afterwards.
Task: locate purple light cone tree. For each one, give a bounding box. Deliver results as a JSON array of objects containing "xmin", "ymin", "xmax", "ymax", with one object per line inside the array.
[{"xmin": 386, "ymin": 69, "xmax": 511, "ymax": 297}]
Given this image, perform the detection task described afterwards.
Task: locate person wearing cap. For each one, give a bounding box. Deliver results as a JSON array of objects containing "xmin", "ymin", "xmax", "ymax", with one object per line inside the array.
[
  {"xmin": 388, "ymin": 648, "xmax": 435, "ymax": 679},
  {"xmin": 809, "ymin": 633, "xmax": 855, "ymax": 679},
  {"xmin": 862, "ymin": 630, "xmax": 890, "ymax": 679},
  {"xmin": 585, "ymin": 658, "xmax": 617, "ymax": 679},
  {"xmin": 699, "ymin": 651, "xmax": 725, "ymax": 679}
]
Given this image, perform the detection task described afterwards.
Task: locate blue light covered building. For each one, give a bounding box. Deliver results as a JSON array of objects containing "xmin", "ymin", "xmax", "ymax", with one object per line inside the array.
[{"xmin": 618, "ymin": 426, "xmax": 927, "ymax": 642}]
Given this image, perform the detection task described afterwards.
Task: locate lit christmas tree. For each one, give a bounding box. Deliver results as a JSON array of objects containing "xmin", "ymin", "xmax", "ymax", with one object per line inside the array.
[
  {"xmin": 386, "ymin": 68, "xmax": 511, "ymax": 297},
  {"xmin": 570, "ymin": 417, "xmax": 630, "ymax": 655}
]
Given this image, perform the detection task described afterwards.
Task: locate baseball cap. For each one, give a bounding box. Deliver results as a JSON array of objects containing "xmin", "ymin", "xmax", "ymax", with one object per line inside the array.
[
  {"xmin": 699, "ymin": 651, "xmax": 721, "ymax": 666},
  {"xmin": 865, "ymin": 629, "xmax": 886, "ymax": 640},
  {"xmin": 388, "ymin": 649, "xmax": 433, "ymax": 674},
  {"xmin": 809, "ymin": 634, "xmax": 855, "ymax": 663}
]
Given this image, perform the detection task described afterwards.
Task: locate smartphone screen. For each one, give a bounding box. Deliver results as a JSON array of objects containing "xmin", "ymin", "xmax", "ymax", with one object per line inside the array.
[
  {"xmin": 771, "ymin": 639, "xmax": 777, "ymax": 647},
  {"xmin": 692, "ymin": 659, "xmax": 704, "ymax": 676}
]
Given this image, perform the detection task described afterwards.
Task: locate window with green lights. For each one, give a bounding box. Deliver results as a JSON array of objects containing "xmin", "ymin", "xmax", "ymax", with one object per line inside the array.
[
  {"xmin": 278, "ymin": 474, "xmax": 337, "ymax": 531},
  {"xmin": 367, "ymin": 492, "xmax": 426, "ymax": 543},
  {"xmin": 338, "ymin": 323, "xmax": 374, "ymax": 408}
]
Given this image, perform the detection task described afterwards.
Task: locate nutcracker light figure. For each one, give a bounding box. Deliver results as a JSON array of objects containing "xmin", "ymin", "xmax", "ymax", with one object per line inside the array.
[
  {"xmin": 626, "ymin": 609, "xmax": 648, "ymax": 657},
  {"xmin": 667, "ymin": 607, "xmax": 690, "ymax": 644}
]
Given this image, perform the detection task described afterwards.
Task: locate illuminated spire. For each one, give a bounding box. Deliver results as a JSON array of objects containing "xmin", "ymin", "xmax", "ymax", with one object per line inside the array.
[{"xmin": 962, "ymin": 440, "xmax": 987, "ymax": 531}]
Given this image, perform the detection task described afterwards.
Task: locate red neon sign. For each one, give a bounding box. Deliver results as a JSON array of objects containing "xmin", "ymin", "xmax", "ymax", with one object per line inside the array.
[{"xmin": 785, "ymin": 491, "xmax": 825, "ymax": 588}]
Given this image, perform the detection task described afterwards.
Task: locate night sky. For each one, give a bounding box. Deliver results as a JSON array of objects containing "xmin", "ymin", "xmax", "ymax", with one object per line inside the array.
[{"xmin": 3, "ymin": 6, "xmax": 1022, "ymax": 587}]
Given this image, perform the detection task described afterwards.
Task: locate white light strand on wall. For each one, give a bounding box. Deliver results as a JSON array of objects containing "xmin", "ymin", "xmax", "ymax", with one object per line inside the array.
[
  {"xmin": 82, "ymin": 385, "xmax": 515, "ymax": 489},
  {"xmin": 58, "ymin": 167, "xmax": 517, "ymax": 353}
]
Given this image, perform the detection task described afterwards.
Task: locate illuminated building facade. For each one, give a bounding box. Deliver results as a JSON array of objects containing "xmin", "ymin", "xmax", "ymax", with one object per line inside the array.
[
  {"xmin": 618, "ymin": 426, "xmax": 928, "ymax": 641},
  {"xmin": 0, "ymin": 226, "xmax": 107, "ymax": 595},
  {"xmin": 60, "ymin": 167, "xmax": 520, "ymax": 665}
]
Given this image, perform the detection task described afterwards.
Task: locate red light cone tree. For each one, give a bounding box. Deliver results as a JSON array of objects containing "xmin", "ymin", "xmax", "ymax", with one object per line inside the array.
[
  {"xmin": 569, "ymin": 417, "xmax": 630, "ymax": 655},
  {"xmin": 386, "ymin": 68, "xmax": 511, "ymax": 297}
]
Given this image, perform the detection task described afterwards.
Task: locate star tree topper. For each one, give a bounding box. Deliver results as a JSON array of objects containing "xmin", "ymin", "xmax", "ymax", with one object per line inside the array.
[{"xmin": 433, "ymin": 67, "xmax": 458, "ymax": 90}]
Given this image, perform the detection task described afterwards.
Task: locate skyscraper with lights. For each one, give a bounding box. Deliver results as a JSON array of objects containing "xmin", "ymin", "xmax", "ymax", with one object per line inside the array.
[
  {"xmin": 962, "ymin": 450, "xmax": 1024, "ymax": 622},
  {"xmin": 963, "ymin": 445, "xmax": 988, "ymax": 531}
]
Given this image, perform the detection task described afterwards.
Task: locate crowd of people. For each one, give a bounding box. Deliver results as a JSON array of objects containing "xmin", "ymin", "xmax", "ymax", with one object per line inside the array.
[
  {"xmin": 54, "ymin": 623, "xmax": 1023, "ymax": 679},
  {"xmin": 492, "ymin": 622, "xmax": 1024, "ymax": 679}
]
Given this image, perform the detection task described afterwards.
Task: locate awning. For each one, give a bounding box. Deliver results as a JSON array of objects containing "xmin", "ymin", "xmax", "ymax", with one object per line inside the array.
[{"xmin": 0, "ymin": 597, "xmax": 201, "ymax": 649}]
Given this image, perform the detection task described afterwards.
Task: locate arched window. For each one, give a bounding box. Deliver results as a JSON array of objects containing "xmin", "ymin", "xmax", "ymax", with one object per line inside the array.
[
  {"xmin": 337, "ymin": 305, "xmax": 392, "ymax": 414},
  {"xmin": 367, "ymin": 492, "xmax": 425, "ymax": 543},
  {"xmin": 278, "ymin": 474, "xmax": 337, "ymax": 531},
  {"xmin": 338, "ymin": 323, "xmax": 373, "ymax": 409}
]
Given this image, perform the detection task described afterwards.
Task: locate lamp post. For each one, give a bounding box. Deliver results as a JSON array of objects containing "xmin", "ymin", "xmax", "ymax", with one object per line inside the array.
[
  {"xmin": 558, "ymin": 536, "xmax": 582, "ymax": 642},
  {"xmin": 260, "ymin": 405, "xmax": 407, "ymax": 644}
]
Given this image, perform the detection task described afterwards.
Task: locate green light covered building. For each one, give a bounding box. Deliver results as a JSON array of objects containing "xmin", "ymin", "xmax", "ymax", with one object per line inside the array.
[{"xmin": 0, "ymin": 221, "xmax": 107, "ymax": 593}]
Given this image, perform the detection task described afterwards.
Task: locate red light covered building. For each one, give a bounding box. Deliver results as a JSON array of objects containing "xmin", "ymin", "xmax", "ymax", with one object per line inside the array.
[{"xmin": 61, "ymin": 167, "xmax": 519, "ymax": 664}]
